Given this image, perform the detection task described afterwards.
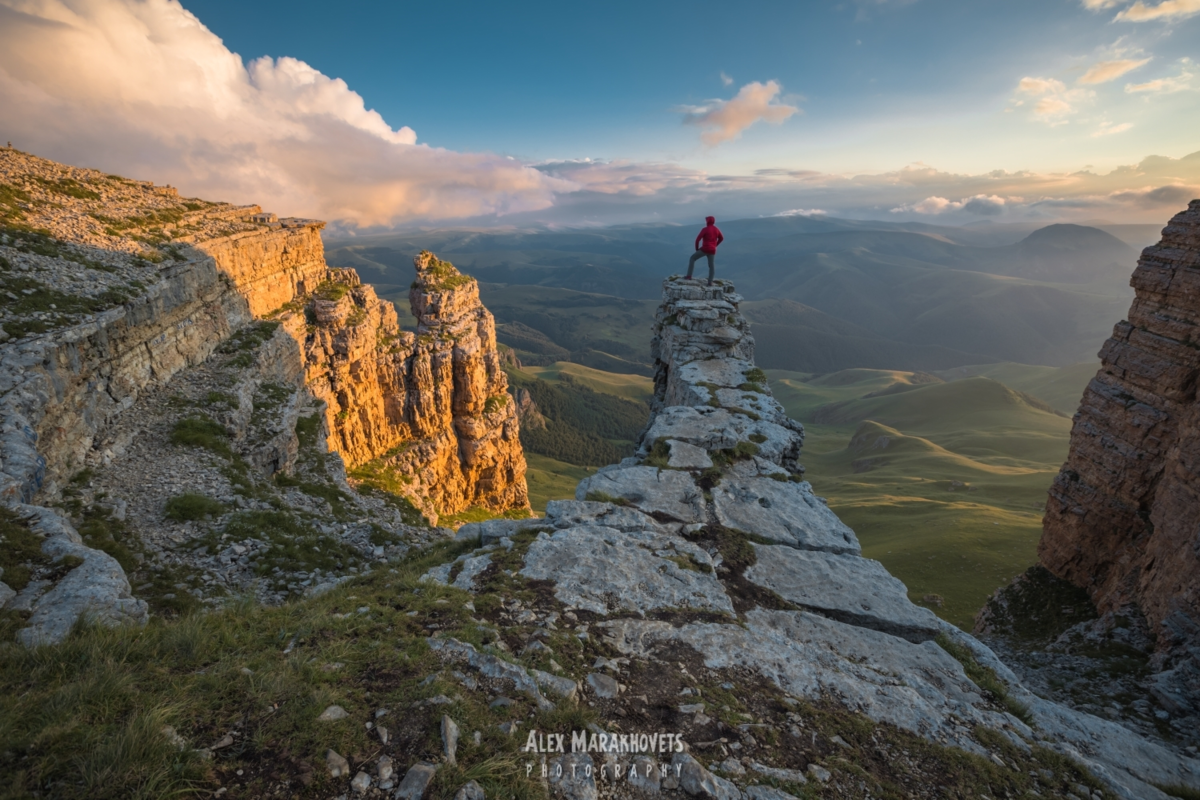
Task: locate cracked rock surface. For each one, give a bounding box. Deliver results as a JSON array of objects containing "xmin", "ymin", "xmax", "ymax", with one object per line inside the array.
[{"xmin": 420, "ymin": 276, "xmax": 1200, "ymax": 800}]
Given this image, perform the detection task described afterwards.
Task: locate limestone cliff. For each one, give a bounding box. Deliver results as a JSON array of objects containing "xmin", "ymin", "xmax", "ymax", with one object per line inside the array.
[
  {"xmin": 1037, "ymin": 200, "xmax": 1200, "ymax": 711},
  {"xmin": 293, "ymin": 253, "xmax": 528, "ymax": 522},
  {"xmin": 0, "ymin": 149, "xmax": 527, "ymax": 645}
]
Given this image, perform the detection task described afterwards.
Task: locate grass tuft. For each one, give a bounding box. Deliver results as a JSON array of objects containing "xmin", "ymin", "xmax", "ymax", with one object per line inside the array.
[
  {"xmin": 163, "ymin": 493, "xmax": 225, "ymax": 522},
  {"xmin": 935, "ymin": 632, "xmax": 1033, "ymax": 726},
  {"xmin": 170, "ymin": 416, "xmax": 231, "ymax": 458}
]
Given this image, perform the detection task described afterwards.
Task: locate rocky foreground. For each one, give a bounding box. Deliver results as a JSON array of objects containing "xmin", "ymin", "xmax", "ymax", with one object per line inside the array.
[{"xmin": 420, "ymin": 278, "xmax": 1199, "ymax": 800}]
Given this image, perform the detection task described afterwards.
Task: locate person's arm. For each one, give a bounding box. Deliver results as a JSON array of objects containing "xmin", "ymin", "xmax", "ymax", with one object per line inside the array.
[
  {"xmin": 695, "ymin": 230, "xmax": 703, "ymax": 250},
  {"xmin": 716, "ymin": 228, "xmax": 724, "ymax": 247}
]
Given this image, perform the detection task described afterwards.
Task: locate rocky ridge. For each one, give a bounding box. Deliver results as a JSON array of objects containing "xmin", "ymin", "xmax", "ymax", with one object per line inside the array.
[
  {"xmin": 418, "ymin": 276, "xmax": 1200, "ymax": 800},
  {"xmin": 983, "ymin": 200, "xmax": 1200, "ymax": 741},
  {"xmin": 0, "ymin": 149, "xmax": 527, "ymax": 646}
]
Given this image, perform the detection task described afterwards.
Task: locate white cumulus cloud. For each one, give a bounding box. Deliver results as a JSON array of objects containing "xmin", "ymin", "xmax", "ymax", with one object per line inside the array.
[
  {"xmin": 680, "ymin": 81, "xmax": 800, "ymax": 146},
  {"xmin": 0, "ymin": 0, "xmax": 572, "ymax": 227}
]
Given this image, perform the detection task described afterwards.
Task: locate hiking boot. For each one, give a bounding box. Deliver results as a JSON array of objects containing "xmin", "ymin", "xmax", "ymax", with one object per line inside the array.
[{"xmin": 707, "ymin": 280, "xmax": 714, "ymax": 286}]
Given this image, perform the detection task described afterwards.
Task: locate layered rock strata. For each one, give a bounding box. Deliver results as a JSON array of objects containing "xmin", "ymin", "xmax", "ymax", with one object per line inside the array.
[
  {"xmin": 423, "ymin": 276, "xmax": 1200, "ymax": 799},
  {"xmin": 1038, "ymin": 201, "xmax": 1200, "ymax": 712},
  {"xmin": 0, "ymin": 151, "xmax": 527, "ymax": 644},
  {"xmin": 292, "ymin": 253, "xmax": 528, "ymax": 521}
]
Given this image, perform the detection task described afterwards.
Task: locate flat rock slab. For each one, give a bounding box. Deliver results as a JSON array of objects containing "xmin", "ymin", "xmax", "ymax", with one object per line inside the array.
[
  {"xmin": 420, "ymin": 552, "xmax": 493, "ymax": 591},
  {"xmin": 575, "ymin": 466, "xmax": 704, "ymax": 523},
  {"xmin": 520, "ymin": 526, "xmax": 734, "ymax": 616},
  {"xmin": 676, "ymin": 358, "xmax": 758, "ymax": 391},
  {"xmin": 745, "ymin": 545, "xmax": 940, "ymax": 642},
  {"xmin": 545, "ymin": 500, "xmax": 669, "ymax": 532},
  {"xmin": 712, "ymin": 479, "xmax": 860, "ymax": 555},
  {"xmin": 600, "ymin": 609, "xmax": 1007, "ymax": 753},
  {"xmin": 642, "ymin": 407, "xmax": 801, "ymax": 467},
  {"xmin": 667, "ymin": 439, "xmax": 713, "ymax": 469}
]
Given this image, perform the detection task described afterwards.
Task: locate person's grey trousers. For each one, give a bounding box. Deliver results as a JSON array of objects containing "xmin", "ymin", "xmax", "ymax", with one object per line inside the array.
[{"xmin": 686, "ymin": 250, "xmax": 715, "ymax": 281}]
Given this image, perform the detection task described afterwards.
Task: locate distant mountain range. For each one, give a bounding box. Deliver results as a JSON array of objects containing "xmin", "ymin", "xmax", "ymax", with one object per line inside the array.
[{"xmin": 327, "ymin": 214, "xmax": 1151, "ymax": 372}]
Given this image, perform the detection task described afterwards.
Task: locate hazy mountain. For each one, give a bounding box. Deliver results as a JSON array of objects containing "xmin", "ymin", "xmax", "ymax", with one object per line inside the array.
[{"xmin": 328, "ymin": 214, "xmax": 1140, "ymax": 370}]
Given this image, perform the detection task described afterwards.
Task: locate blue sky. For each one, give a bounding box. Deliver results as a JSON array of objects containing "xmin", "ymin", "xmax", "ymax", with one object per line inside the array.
[
  {"xmin": 1, "ymin": 0, "xmax": 1197, "ymax": 227},
  {"xmin": 181, "ymin": 0, "xmax": 1199, "ymax": 172}
]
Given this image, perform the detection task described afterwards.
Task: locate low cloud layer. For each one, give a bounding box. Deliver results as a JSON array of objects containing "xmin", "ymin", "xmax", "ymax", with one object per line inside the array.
[
  {"xmin": 0, "ymin": 0, "xmax": 571, "ymax": 226},
  {"xmin": 495, "ymin": 152, "xmax": 1200, "ymax": 228},
  {"xmin": 680, "ymin": 81, "xmax": 799, "ymax": 146},
  {"xmin": 1082, "ymin": 0, "xmax": 1200, "ymax": 19}
]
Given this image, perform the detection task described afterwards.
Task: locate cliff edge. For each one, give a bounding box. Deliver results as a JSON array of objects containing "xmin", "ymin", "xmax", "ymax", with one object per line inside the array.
[
  {"xmin": 0, "ymin": 149, "xmax": 527, "ymax": 646},
  {"xmin": 1033, "ymin": 200, "xmax": 1200, "ymax": 726},
  {"xmin": 423, "ymin": 276, "xmax": 1200, "ymax": 800}
]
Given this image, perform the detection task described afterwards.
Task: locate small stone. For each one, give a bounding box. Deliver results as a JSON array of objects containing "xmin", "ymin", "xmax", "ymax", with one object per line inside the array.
[
  {"xmin": 499, "ymin": 721, "xmax": 520, "ymax": 735},
  {"xmin": 377, "ymin": 755, "xmax": 394, "ymax": 782},
  {"xmin": 744, "ymin": 787, "xmax": 800, "ymax": 800},
  {"xmin": 326, "ymin": 749, "xmax": 350, "ymax": 778},
  {"xmin": 377, "ymin": 725, "xmax": 389, "ymax": 745},
  {"xmin": 318, "ymin": 704, "xmax": 349, "ymax": 722},
  {"xmin": 674, "ymin": 752, "xmax": 739, "ymax": 799},
  {"xmin": 830, "ymin": 734, "xmax": 851, "ymax": 749},
  {"xmin": 351, "ymin": 771, "xmax": 371, "ymax": 793},
  {"xmin": 453, "ymin": 780, "xmax": 486, "ymax": 800},
  {"xmin": 442, "ymin": 715, "xmax": 460, "ymax": 765},
  {"xmin": 679, "ymin": 703, "xmax": 706, "ymax": 714},
  {"xmin": 716, "ymin": 757, "xmax": 745, "ymax": 776},
  {"xmin": 587, "ymin": 672, "xmax": 620, "ymax": 699},
  {"xmin": 806, "ymin": 764, "xmax": 831, "ymax": 783},
  {"xmin": 239, "ymin": 667, "xmax": 253, "ymax": 675},
  {"xmin": 473, "ymin": 730, "xmax": 481, "ymax": 745},
  {"xmin": 395, "ymin": 762, "xmax": 439, "ymax": 800},
  {"xmin": 211, "ymin": 733, "xmax": 234, "ymax": 750}
]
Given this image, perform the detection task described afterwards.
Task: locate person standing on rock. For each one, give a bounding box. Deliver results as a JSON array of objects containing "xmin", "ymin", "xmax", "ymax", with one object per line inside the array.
[{"xmin": 686, "ymin": 216, "xmax": 724, "ymax": 285}]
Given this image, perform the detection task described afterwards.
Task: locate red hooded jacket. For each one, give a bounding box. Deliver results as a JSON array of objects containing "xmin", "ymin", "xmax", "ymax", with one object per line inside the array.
[{"xmin": 695, "ymin": 216, "xmax": 724, "ymax": 254}]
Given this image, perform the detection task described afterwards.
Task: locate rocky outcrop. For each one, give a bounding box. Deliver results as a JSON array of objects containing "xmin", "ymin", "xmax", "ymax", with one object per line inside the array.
[
  {"xmin": 294, "ymin": 253, "xmax": 528, "ymax": 522},
  {"xmin": 1038, "ymin": 201, "xmax": 1200, "ymax": 714},
  {"xmin": 424, "ymin": 276, "xmax": 1200, "ymax": 800},
  {"xmin": 0, "ymin": 151, "xmax": 527, "ymax": 644}
]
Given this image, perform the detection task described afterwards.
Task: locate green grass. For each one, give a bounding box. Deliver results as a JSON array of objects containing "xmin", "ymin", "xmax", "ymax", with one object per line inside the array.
[
  {"xmin": 414, "ymin": 251, "xmax": 474, "ymax": 291},
  {"xmin": 438, "ymin": 506, "xmax": 533, "ymax": 529},
  {"xmin": 347, "ymin": 457, "xmax": 428, "ymax": 528},
  {"xmin": 758, "ymin": 368, "xmax": 1074, "ymax": 629},
  {"xmin": 935, "ymin": 633, "xmax": 1033, "ymax": 726},
  {"xmin": 0, "ymin": 539, "xmax": 549, "ymax": 800},
  {"xmin": 170, "ymin": 416, "xmax": 231, "ymax": 458},
  {"xmin": 519, "ymin": 362, "xmax": 654, "ymax": 402},
  {"xmin": 934, "ymin": 361, "xmax": 1097, "ymax": 414},
  {"xmin": 163, "ymin": 494, "xmax": 225, "ymax": 522},
  {"xmin": 522, "ymin": 453, "xmax": 590, "ymax": 513},
  {"xmin": 0, "ymin": 507, "xmax": 52, "ymax": 592}
]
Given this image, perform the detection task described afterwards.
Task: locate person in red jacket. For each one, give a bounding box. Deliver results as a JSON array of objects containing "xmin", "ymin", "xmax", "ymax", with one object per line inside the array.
[{"xmin": 686, "ymin": 216, "xmax": 724, "ymax": 285}]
